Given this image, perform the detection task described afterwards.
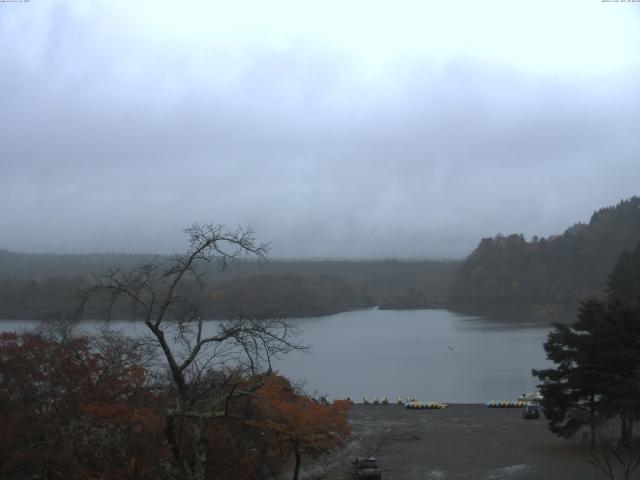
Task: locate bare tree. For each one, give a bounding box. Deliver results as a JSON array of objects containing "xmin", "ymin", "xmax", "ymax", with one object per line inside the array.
[
  {"xmin": 82, "ymin": 223, "xmax": 306, "ymax": 480},
  {"xmin": 583, "ymin": 422, "xmax": 640, "ymax": 480}
]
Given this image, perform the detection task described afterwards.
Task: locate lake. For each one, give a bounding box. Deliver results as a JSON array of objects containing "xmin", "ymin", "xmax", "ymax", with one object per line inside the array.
[{"xmin": 0, "ymin": 308, "xmax": 552, "ymax": 403}]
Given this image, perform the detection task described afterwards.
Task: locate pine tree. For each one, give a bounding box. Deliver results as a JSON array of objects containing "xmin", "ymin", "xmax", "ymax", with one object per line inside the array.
[
  {"xmin": 533, "ymin": 299, "xmax": 608, "ymax": 446},
  {"xmin": 533, "ymin": 241, "xmax": 640, "ymax": 446}
]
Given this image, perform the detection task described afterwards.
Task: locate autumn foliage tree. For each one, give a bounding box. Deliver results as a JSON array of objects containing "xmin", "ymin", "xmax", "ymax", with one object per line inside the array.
[
  {"xmin": 249, "ymin": 374, "xmax": 351, "ymax": 480},
  {"xmin": 0, "ymin": 332, "xmax": 350, "ymax": 480},
  {"xmin": 0, "ymin": 330, "xmax": 164, "ymax": 479}
]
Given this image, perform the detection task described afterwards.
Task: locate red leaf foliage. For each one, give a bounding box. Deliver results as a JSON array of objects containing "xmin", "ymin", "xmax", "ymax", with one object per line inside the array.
[
  {"xmin": 0, "ymin": 331, "xmax": 164, "ymax": 479},
  {"xmin": 0, "ymin": 333, "xmax": 351, "ymax": 480}
]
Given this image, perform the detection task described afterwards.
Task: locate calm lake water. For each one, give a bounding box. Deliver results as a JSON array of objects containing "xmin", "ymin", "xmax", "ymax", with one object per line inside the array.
[{"xmin": 0, "ymin": 308, "xmax": 552, "ymax": 403}]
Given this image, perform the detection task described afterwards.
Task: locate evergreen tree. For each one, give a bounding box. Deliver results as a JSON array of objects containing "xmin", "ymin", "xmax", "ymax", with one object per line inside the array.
[
  {"xmin": 533, "ymin": 242, "xmax": 640, "ymax": 446},
  {"xmin": 533, "ymin": 299, "xmax": 608, "ymax": 446},
  {"xmin": 595, "ymin": 303, "xmax": 640, "ymax": 446}
]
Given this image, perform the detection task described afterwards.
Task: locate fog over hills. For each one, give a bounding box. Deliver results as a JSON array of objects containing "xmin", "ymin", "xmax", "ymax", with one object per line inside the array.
[{"xmin": 2, "ymin": 1, "xmax": 640, "ymax": 258}]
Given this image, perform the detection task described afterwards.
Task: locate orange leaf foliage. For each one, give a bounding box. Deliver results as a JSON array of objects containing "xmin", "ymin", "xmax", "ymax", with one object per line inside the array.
[{"xmin": 249, "ymin": 374, "xmax": 351, "ymax": 459}]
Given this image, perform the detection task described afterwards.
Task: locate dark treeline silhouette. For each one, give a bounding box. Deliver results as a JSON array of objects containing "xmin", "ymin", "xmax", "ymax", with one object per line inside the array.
[
  {"xmin": 0, "ymin": 251, "xmax": 458, "ymax": 320},
  {"xmin": 448, "ymin": 196, "xmax": 640, "ymax": 318}
]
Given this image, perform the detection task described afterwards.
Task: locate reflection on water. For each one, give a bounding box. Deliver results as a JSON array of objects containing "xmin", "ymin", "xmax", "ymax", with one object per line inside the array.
[{"xmin": 0, "ymin": 308, "xmax": 552, "ymax": 403}]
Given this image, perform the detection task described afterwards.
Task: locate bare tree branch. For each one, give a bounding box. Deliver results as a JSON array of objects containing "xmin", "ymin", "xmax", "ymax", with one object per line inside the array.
[{"xmin": 81, "ymin": 223, "xmax": 301, "ymax": 480}]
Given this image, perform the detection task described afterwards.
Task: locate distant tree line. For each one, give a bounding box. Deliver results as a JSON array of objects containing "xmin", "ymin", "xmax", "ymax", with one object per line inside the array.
[
  {"xmin": 206, "ymin": 273, "xmax": 373, "ymax": 318},
  {"xmin": 0, "ymin": 273, "xmax": 373, "ymax": 320},
  {"xmin": 0, "ymin": 252, "xmax": 458, "ymax": 320}
]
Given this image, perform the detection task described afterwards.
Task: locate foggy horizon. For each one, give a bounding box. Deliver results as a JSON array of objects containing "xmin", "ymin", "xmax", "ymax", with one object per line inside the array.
[
  {"xmin": 0, "ymin": 195, "xmax": 633, "ymax": 260},
  {"xmin": 2, "ymin": 1, "xmax": 640, "ymax": 258}
]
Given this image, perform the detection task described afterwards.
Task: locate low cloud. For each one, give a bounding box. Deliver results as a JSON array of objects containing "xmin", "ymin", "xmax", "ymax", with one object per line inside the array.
[{"xmin": 1, "ymin": 3, "xmax": 639, "ymax": 258}]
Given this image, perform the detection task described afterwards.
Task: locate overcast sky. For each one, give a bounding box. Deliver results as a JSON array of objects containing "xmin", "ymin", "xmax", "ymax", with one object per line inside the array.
[{"xmin": 1, "ymin": 1, "xmax": 639, "ymax": 258}]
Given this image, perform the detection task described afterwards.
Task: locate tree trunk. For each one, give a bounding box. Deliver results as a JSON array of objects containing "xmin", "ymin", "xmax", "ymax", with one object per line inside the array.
[
  {"xmin": 164, "ymin": 414, "xmax": 192, "ymax": 479},
  {"xmin": 192, "ymin": 420, "xmax": 207, "ymax": 480},
  {"xmin": 620, "ymin": 413, "xmax": 631, "ymax": 447},
  {"xmin": 590, "ymin": 397, "xmax": 597, "ymax": 447},
  {"xmin": 292, "ymin": 439, "xmax": 301, "ymax": 480}
]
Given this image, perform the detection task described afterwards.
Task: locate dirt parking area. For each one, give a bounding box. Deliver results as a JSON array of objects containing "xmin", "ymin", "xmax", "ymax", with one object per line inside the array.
[{"xmin": 313, "ymin": 404, "xmax": 610, "ymax": 480}]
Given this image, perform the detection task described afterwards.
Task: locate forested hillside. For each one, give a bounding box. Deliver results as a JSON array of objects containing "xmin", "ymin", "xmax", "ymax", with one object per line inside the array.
[{"xmin": 448, "ymin": 196, "xmax": 640, "ymax": 316}]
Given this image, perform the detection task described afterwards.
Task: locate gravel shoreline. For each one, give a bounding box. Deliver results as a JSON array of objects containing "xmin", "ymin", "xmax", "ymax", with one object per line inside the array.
[{"xmin": 314, "ymin": 404, "xmax": 608, "ymax": 480}]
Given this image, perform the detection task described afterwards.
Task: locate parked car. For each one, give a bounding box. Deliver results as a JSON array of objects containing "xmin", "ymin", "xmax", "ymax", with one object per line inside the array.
[
  {"xmin": 522, "ymin": 403, "xmax": 540, "ymax": 419},
  {"xmin": 352, "ymin": 457, "xmax": 382, "ymax": 479}
]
